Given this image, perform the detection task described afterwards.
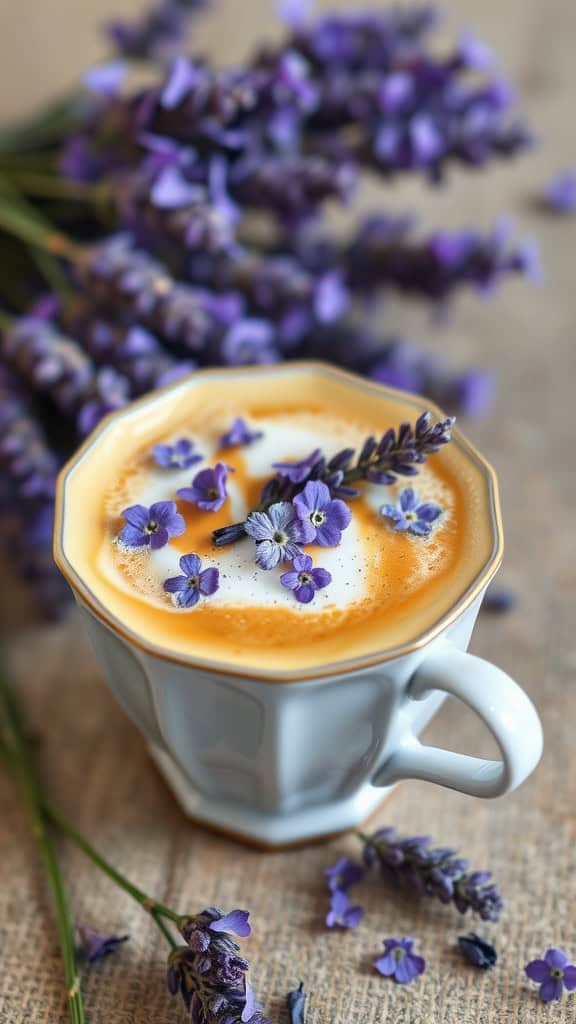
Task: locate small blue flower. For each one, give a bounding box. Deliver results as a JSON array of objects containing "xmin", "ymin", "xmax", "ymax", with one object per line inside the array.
[
  {"xmin": 280, "ymin": 554, "xmax": 332, "ymax": 604},
  {"xmin": 119, "ymin": 501, "xmax": 185, "ymax": 550},
  {"xmin": 245, "ymin": 502, "xmax": 306, "ymax": 570},
  {"xmin": 218, "ymin": 417, "xmax": 263, "ymax": 449},
  {"xmin": 77, "ymin": 925, "xmax": 129, "ymax": 963},
  {"xmin": 163, "ymin": 553, "xmax": 219, "ymax": 609},
  {"xmin": 177, "ymin": 462, "xmax": 230, "ymax": 512},
  {"xmin": 375, "ymin": 937, "xmax": 426, "ymax": 984},
  {"xmin": 152, "ymin": 438, "xmax": 203, "ymax": 469},
  {"xmin": 525, "ymin": 948, "xmax": 576, "ymax": 1003},
  {"xmin": 325, "ymin": 890, "xmax": 364, "ymax": 930},
  {"xmin": 380, "ymin": 487, "xmax": 442, "ymax": 536},
  {"xmin": 293, "ymin": 480, "xmax": 352, "ymax": 547}
]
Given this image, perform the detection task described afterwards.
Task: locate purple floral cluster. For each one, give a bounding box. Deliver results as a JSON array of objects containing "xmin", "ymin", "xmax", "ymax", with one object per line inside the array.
[
  {"xmin": 362, "ymin": 827, "xmax": 503, "ymax": 921},
  {"xmin": 167, "ymin": 907, "xmax": 271, "ymax": 1024}
]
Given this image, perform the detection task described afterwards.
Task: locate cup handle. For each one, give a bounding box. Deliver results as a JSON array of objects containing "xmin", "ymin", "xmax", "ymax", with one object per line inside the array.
[{"xmin": 372, "ymin": 641, "xmax": 543, "ymax": 797}]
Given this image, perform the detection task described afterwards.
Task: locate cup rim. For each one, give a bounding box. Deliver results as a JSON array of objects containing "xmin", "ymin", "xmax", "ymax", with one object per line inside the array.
[{"xmin": 54, "ymin": 361, "xmax": 503, "ymax": 682}]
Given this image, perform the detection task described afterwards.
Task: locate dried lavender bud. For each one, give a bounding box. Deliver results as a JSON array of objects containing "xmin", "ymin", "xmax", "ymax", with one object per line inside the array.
[
  {"xmin": 63, "ymin": 304, "xmax": 195, "ymax": 394},
  {"xmin": 231, "ymin": 153, "xmax": 356, "ymax": 223},
  {"xmin": 287, "ymin": 982, "xmax": 306, "ymax": 1023},
  {"xmin": 168, "ymin": 907, "xmax": 270, "ymax": 1024},
  {"xmin": 361, "ymin": 828, "xmax": 503, "ymax": 921},
  {"xmin": 0, "ymin": 363, "xmax": 59, "ymax": 500},
  {"xmin": 75, "ymin": 235, "xmax": 226, "ymax": 353},
  {"xmin": 1, "ymin": 317, "xmax": 130, "ymax": 437}
]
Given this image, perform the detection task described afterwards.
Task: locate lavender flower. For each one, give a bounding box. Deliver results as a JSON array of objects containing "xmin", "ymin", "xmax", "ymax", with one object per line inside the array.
[
  {"xmin": 152, "ymin": 438, "xmax": 203, "ymax": 469},
  {"xmin": 280, "ymin": 554, "xmax": 331, "ymax": 603},
  {"xmin": 380, "ymin": 487, "xmax": 442, "ymax": 536},
  {"xmin": 218, "ymin": 418, "xmax": 263, "ymax": 448},
  {"xmin": 325, "ymin": 890, "xmax": 364, "ymax": 930},
  {"xmin": 1, "ymin": 316, "xmax": 130, "ymax": 436},
  {"xmin": 168, "ymin": 907, "xmax": 270, "ymax": 1023},
  {"xmin": 361, "ymin": 827, "xmax": 503, "ymax": 921},
  {"xmin": 177, "ymin": 463, "xmax": 230, "ymax": 512},
  {"xmin": 325, "ymin": 857, "xmax": 365, "ymax": 893},
  {"xmin": 273, "ymin": 449, "xmax": 322, "ymax": 484},
  {"xmin": 525, "ymin": 949, "xmax": 576, "ymax": 1003},
  {"xmin": 163, "ymin": 553, "xmax": 219, "ymax": 608},
  {"xmin": 119, "ymin": 501, "xmax": 185, "ymax": 549},
  {"xmin": 293, "ymin": 481, "xmax": 352, "ymax": 546},
  {"xmin": 458, "ymin": 933, "xmax": 497, "ymax": 969},
  {"xmin": 543, "ymin": 170, "xmax": 576, "ymax": 213},
  {"xmin": 77, "ymin": 925, "xmax": 129, "ymax": 963},
  {"xmin": 106, "ymin": 0, "xmax": 211, "ymax": 61},
  {"xmin": 245, "ymin": 502, "xmax": 307, "ymax": 569},
  {"xmin": 0, "ymin": 365, "xmax": 59, "ymax": 501},
  {"xmin": 374, "ymin": 938, "xmax": 426, "ymax": 984}
]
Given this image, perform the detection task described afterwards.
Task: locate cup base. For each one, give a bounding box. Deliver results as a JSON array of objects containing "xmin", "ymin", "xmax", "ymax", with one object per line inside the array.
[{"xmin": 149, "ymin": 744, "xmax": 394, "ymax": 848}]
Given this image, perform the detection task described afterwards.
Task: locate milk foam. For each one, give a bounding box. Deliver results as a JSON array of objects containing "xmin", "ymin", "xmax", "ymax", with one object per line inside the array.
[{"xmin": 100, "ymin": 411, "xmax": 455, "ymax": 616}]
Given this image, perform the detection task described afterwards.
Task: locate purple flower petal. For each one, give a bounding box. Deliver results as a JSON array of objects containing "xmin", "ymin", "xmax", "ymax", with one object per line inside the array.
[
  {"xmin": 178, "ymin": 587, "xmax": 201, "ymax": 608},
  {"xmin": 525, "ymin": 960, "xmax": 549, "ymax": 983},
  {"xmin": 241, "ymin": 979, "xmax": 257, "ymax": 1023},
  {"xmin": 245, "ymin": 510, "xmax": 277, "ymax": 542},
  {"xmin": 122, "ymin": 504, "xmax": 150, "ymax": 529},
  {"xmin": 375, "ymin": 953, "xmax": 397, "ymax": 977},
  {"xmin": 151, "ymin": 166, "xmax": 204, "ymax": 209},
  {"xmin": 294, "ymin": 583, "xmax": 315, "ymax": 603},
  {"xmin": 540, "ymin": 979, "xmax": 564, "ymax": 1003},
  {"xmin": 255, "ymin": 539, "xmax": 282, "ymax": 570},
  {"xmin": 545, "ymin": 949, "xmax": 569, "ymax": 969},
  {"xmin": 163, "ymin": 575, "xmax": 189, "ymax": 594},
  {"xmin": 199, "ymin": 567, "xmax": 219, "ymax": 596},
  {"xmin": 311, "ymin": 567, "xmax": 331, "ymax": 589},
  {"xmin": 83, "ymin": 61, "xmax": 126, "ymax": 97},
  {"xmin": 326, "ymin": 499, "xmax": 352, "ymax": 530},
  {"xmin": 563, "ymin": 966, "xmax": 576, "ymax": 990},
  {"xmin": 400, "ymin": 488, "xmax": 418, "ymax": 512},
  {"xmin": 280, "ymin": 571, "xmax": 300, "ymax": 591},
  {"xmin": 180, "ymin": 553, "xmax": 202, "ymax": 577},
  {"xmin": 161, "ymin": 57, "xmax": 201, "ymax": 110},
  {"xmin": 210, "ymin": 909, "xmax": 251, "ymax": 938},
  {"xmin": 150, "ymin": 527, "xmax": 170, "ymax": 550},
  {"xmin": 395, "ymin": 954, "xmax": 425, "ymax": 984},
  {"xmin": 315, "ymin": 521, "xmax": 343, "ymax": 547}
]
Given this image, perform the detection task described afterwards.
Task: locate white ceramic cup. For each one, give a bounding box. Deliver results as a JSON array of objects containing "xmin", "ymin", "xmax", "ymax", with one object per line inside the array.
[{"xmin": 54, "ymin": 364, "xmax": 543, "ymax": 847}]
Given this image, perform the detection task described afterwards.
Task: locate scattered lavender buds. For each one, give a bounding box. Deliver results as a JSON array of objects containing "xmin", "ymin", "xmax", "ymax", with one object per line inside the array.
[
  {"xmin": 119, "ymin": 501, "xmax": 185, "ymax": 549},
  {"xmin": 458, "ymin": 933, "xmax": 497, "ymax": 969},
  {"xmin": 525, "ymin": 949, "xmax": 576, "ymax": 1003},
  {"xmin": 177, "ymin": 462, "xmax": 230, "ymax": 511},
  {"xmin": 361, "ymin": 827, "xmax": 503, "ymax": 921},
  {"xmin": 168, "ymin": 907, "xmax": 270, "ymax": 1023},
  {"xmin": 218, "ymin": 417, "xmax": 263, "ymax": 448},
  {"xmin": 280, "ymin": 554, "xmax": 331, "ymax": 603},
  {"xmin": 152, "ymin": 438, "xmax": 203, "ymax": 469},
  {"xmin": 380, "ymin": 487, "xmax": 442, "ymax": 536},
  {"xmin": 374, "ymin": 938, "xmax": 426, "ymax": 985},
  {"xmin": 77, "ymin": 925, "xmax": 129, "ymax": 963},
  {"xmin": 163, "ymin": 553, "xmax": 219, "ymax": 608}
]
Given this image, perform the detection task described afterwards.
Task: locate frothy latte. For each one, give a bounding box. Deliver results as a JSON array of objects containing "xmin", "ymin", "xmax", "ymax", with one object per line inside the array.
[{"xmin": 60, "ymin": 367, "xmax": 494, "ymax": 673}]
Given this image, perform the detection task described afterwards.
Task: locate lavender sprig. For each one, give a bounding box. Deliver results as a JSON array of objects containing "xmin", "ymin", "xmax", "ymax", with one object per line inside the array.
[
  {"xmin": 360, "ymin": 827, "xmax": 503, "ymax": 921},
  {"xmin": 0, "ymin": 363, "xmax": 59, "ymax": 500},
  {"xmin": 1, "ymin": 316, "xmax": 130, "ymax": 437},
  {"xmin": 75, "ymin": 235, "xmax": 239, "ymax": 354},
  {"xmin": 106, "ymin": 0, "xmax": 212, "ymax": 61},
  {"xmin": 212, "ymin": 411, "xmax": 454, "ymax": 547}
]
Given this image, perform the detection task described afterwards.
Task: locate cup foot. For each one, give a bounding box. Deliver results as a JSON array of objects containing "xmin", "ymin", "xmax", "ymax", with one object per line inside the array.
[{"xmin": 149, "ymin": 745, "xmax": 394, "ymax": 848}]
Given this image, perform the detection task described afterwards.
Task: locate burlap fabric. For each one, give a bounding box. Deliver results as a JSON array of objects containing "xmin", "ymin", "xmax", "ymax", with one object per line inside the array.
[{"xmin": 0, "ymin": 1, "xmax": 574, "ymax": 1021}]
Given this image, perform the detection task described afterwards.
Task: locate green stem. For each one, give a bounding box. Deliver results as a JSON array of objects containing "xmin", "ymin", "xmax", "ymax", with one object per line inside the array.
[
  {"xmin": 0, "ymin": 174, "xmax": 74, "ymax": 293},
  {"xmin": 4, "ymin": 172, "xmax": 108, "ymax": 203},
  {"xmin": 0, "ymin": 664, "xmax": 85, "ymax": 1024},
  {"xmin": 43, "ymin": 800, "xmax": 181, "ymax": 926}
]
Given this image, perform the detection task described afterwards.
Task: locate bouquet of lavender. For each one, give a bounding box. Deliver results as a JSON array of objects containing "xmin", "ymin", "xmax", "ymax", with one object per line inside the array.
[{"xmin": 0, "ymin": 0, "xmax": 537, "ymax": 614}]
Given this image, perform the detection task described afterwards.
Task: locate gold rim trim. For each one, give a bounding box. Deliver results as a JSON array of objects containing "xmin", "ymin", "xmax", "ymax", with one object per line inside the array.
[{"xmin": 53, "ymin": 361, "xmax": 504, "ymax": 683}]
